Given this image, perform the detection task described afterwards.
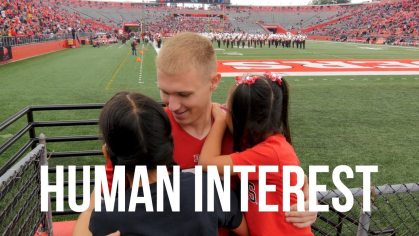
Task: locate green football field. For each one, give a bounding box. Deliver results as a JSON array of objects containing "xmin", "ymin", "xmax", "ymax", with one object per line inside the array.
[{"xmin": 0, "ymin": 39, "xmax": 418, "ymax": 221}]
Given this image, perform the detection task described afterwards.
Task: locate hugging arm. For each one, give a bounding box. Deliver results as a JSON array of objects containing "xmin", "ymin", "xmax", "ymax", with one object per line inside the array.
[
  {"xmin": 198, "ymin": 103, "xmax": 235, "ymax": 175},
  {"xmin": 72, "ymin": 191, "xmax": 96, "ymax": 236},
  {"xmin": 72, "ymin": 190, "xmax": 121, "ymax": 236},
  {"xmin": 231, "ymin": 214, "xmax": 249, "ymax": 236},
  {"xmin": 285, "ymin": 175, "xmax": 318, "ymax": 227}
]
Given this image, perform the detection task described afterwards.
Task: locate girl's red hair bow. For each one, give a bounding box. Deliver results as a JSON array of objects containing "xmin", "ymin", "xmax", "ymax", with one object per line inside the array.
[
  {"xmin": 235, "ymin": 74, "xmax": 260, "ymax": 86},
  {"xmin": 263, "ymin": 71, "xmax": 282, "ymax": 86}
]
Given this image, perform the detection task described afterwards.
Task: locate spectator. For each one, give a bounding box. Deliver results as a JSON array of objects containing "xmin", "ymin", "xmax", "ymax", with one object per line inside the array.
[{"xmin": 72, "ymin": 91, "xmax": 249, "ymax": 236}]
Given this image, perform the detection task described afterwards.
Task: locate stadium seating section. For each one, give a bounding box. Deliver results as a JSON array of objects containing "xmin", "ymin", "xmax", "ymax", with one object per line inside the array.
[{"xmin": 1, "ymin": 0, "xmax": 418, "ymax": 40}]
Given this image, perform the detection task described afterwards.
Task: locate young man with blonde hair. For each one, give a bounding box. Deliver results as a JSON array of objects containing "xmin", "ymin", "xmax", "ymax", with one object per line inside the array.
[
  {"xmin": 156, "ymin": 32, "xmax": 317, "ymax": 234},
  {"xmin": 102, "ymin": 32, "xmax": 316, "ymax": 235}
]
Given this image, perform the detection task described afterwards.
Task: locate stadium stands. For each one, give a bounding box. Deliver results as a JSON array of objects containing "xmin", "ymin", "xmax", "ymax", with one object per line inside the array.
[
  {"xmin": 228, "ymin": 12, "xmax": 266, "ymax": 34},
  {"xmin": 1, "ymin": 0, "xmax": 418, "ymax": 46},
  {"xmin": 312, "ymin": 1, "xmax": 419, "ymax": 39},
  {"xmin": 0, "ymin": 0, "xmax": 115, "ymax": 46}
]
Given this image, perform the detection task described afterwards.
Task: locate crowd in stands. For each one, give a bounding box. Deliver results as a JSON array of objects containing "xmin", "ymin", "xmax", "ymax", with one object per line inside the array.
[
  {"xmin": 312, "ymin": 1, "xmax": 419, "ymax": 39},
  {"xmin": 223, "ymin": 5, "xmax": 360, "ymax": 13},
  {"xmin": 142, "ymin": 13, "xmax": 174, "ymax": 35},
  {"xmin": 0, "ymin": 0, "xmax": 112, "ymax": 42},
  {"xmin": 174, "ymin": 19, "xmax": 235, "ymax": 33},
  {"xmin": 2, "ymin": 0, "xmax": 418, "ymax": 47},
  {"xmin": 233, "ymin": 16, "xmax": 250, "ymax": 23},
  {"xmin": 142, "ymin": 13, "xmax": 235, "ymax": 35},
  {"xmin": 59, "ymin": 0, "xmax": 167, "ymax": 11}
]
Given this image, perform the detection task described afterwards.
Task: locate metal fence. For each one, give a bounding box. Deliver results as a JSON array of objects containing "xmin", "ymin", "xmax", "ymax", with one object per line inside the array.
[
  {"xmin": 313, "ymin": 183, "xmax": 419, "ymax": 235},
  {"xmin": 0, "ymin": 32, "xmax": 95, "ymax": 47},
  {"xmin": 0, "ymin": 144, "xmax": 52, "ymax": 236}
]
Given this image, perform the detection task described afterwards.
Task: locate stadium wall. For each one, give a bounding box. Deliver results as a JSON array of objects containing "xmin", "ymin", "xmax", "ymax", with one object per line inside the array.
[{"xmin": 0, "ymin": 39, "xmax": 85, "ymax": 66}]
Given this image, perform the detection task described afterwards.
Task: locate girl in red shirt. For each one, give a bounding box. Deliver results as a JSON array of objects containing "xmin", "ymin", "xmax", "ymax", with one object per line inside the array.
[{"xmin": 199, "ymin": 73, "xmax": 313, "ymax": 236}]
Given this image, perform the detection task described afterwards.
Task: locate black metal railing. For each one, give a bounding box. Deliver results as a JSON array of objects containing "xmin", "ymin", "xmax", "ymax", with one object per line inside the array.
[
  {"xmin": 0, "ymin": 104, "xmax": 104, "ymax": 177},
  {"xmin": 0, "ymin": 32, "xmax": 95, "ymax": 47},
  {"xmin": 0, "ymin": 103, "xmax": 165, "ymax": 216}
]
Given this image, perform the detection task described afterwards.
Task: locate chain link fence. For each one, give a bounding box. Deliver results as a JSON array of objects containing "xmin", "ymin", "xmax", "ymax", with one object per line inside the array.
[
  {"xmin": 0, "ymin": 144, "xmax": 52, "ymax": 236},
  {"xmin": 313, "ymin": 183, "xmax": 419, "ymax": 236}
]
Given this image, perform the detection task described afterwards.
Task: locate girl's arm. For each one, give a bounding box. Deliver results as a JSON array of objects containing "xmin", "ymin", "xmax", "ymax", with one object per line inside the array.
[
  {"xmin": 231, "ymin": 214, "xmax": 249, "ymax": 236},
  {"xmin": 286, "ymin": 175, "xmax": 318, "ymax": 228},
  {"xmin": 72, "ymin": 190, "xmax": 121, "ymax": 236},
  {"xmin": 72, "ymin": 190, "xmax": 96, "ymax": 236},
  {"xmin": 198, "ymin": 103, "xmax": 236, "ymax": 175}
]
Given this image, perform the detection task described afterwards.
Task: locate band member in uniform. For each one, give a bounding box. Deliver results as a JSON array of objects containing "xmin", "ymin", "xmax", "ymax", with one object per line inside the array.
[
  {"xmin": 156, "ymin": 34, "xmax": 162, "ymax": 48},
  {"xmin": 296, "ymin": 35, "xmax": 300, "ymax": 49},
  {"xmin": 282, "ymin": 34, "xmax": 285, "ymax": 48},
  {"xmin": 237, "ymin": 36, "xmax": 240, "ymax": 48},
  {"xmin": 253, "ymin": 35, "xmax": 258, "ymax": 48},
  {"xmin": 286, "ymin": 33, "xmax": 291, "ymax": 48}
]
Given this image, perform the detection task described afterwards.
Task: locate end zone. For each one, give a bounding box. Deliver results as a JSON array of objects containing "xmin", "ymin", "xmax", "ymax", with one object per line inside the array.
[{"xmin": 217, "ymin": 60, "xmax": 419, "ymax": 76}]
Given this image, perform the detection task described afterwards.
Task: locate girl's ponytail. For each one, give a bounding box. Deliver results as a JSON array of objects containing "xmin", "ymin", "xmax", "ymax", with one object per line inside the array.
[
  {"xmin": 230, "ymin": 73, "xmax": 293, "ymax": 151},
  {"xmin": 266, "ymin": 73, "xmax": 292, "ymax": 145},
  {"xmin": 280, "ymin": 79, "xmax": 292, "ymax": 145}
]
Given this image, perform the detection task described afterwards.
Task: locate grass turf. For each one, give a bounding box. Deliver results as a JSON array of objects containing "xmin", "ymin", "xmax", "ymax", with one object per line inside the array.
[{"xmin": 0, "ymin": 39, "xmax": 418, "ymax": 223}]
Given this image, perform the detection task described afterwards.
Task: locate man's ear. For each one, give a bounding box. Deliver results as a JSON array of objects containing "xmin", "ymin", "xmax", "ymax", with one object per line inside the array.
[{"xmin": 210, "ymin": 73, "xmax": 221, "ymax": 92}]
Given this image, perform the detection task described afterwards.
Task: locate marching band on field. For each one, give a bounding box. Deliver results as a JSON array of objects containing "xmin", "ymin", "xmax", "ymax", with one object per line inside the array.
[{"xmin": 200, "ymin": 32, "xmax": 307, "ymax": 49}]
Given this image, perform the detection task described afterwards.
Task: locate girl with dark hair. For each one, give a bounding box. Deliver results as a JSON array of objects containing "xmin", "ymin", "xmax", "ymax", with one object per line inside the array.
[
  {"xmin": 99, "ymin": 91, "xmax": 175, "ymax": 174},
  {"xmin": 198, "ymin": 73, "xmax": 313, "ymax": 236},
  {"xmin": 73, "ymin": 91, "xmax": 249, "ymax": 236}
]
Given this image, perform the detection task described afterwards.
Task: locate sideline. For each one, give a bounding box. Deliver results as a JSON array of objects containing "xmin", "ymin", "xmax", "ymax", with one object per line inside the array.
[
  {"xmin": 139, "ymin": 43, "xmax": 145, "ymax": 84},
  {"xmin": 105, "ymin": 50, "xmax": 131, "ymax": 90}
]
